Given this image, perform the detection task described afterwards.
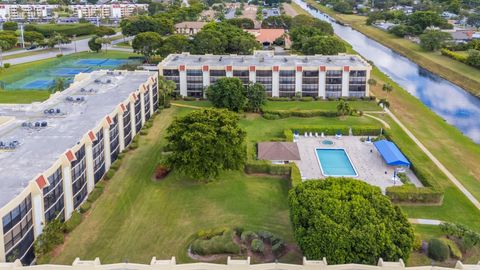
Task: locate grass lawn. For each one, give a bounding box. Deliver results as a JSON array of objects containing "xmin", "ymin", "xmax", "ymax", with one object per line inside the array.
[
  {"xmin": 50, "ymin": 107, "xmax": 298, "ymax": 265},
  {"xmin": 305, "ymin": 0, "xmax": 480, "ymax": 98},
  {"xmin": 262, "ymin": 100, "xmax": 381, "ymax": 112},
  {"xmin": 0, "ymin": 90, "xmax": 50, "ymax": 103}
]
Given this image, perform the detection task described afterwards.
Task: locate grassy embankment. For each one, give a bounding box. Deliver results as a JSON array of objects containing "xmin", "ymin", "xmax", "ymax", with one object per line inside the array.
[
  {"xmin": 0, "ymin": 51, "xmax": 140, "ymax": 103},
  {"xmin": 305, "ymin": 0, "xmax": 480, "ymax": 98}
]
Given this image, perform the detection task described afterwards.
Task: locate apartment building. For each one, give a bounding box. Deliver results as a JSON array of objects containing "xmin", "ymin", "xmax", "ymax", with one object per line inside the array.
[
  {"xmin": 0, "ymin": 70, "xmax": 158, "ymax": 265},
  {"xmin": 69, "ymin": 4, "xmax": 148, "ymax": 19},
  {"xmin": 157, "ymin": 51, "xmax": 371, "ymax": 99},
  {"xmin": 0, "ymin": 5, "xmax": 57, "ymax": 20}
]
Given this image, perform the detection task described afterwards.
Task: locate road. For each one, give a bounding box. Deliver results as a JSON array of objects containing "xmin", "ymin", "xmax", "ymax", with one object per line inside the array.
[{"xmin": 4, "ymin": 34, "xmax": 133, "ymax": 65}]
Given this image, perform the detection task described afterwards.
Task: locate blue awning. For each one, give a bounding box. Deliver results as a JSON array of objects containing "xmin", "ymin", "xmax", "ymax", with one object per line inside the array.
[{"xmin": 373, "ymin": 140, "xmax": 411, "ymax": 167}]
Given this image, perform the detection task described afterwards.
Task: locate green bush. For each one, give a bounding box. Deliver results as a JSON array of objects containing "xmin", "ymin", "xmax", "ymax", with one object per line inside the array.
[
  {"xmin": 26, "ymin": 23, "xmax": 98, "ymax": 37},
  {"xmin": 110, "ymin": 160, "xmax": 122, "ymax": 171},
  {"xmin": 196, "ymin": 227, "xmax": 228, "ymax": 240},
  {"xmin": 439, "ymin": 222, "xmax": 480, "ymax": 249},
  {"xmin": 244, "ymin": 161, "xmax": 291, "ymax": 175},
  {"xmin": 284, "ymin": 129, "xmax": 294, "ymax": 141},
  {"xmin": 95, "ymin": 181, "xmax": 106, "ymax": 189},
  {"xmin": 351, "ymin": 126, "xmax": 383, "ymax": 136},
  {"xmin": 413, "ymin": 234, "xmax": 422, "ymax": 251},
  {"xmin": 262, "ymin": 113, "xmax": 281, "ymax": 120},
  {"xmin": 267, "ymin": 97, "xmax": 291, "ymax": 101},
  {"xmin": 251, "ymin": 239, "xmax": 265, "ymax": 253},
  {"xmin": 234, "ymin": 226, "xmax": 244, "ymax": 236},
  {"xmin": 290, "ymin": 163, "xmax": 302, "ymax": 187},
  {"xmin": 191, "ymin": 230, "xmax": 240, "ymax": 255},
  {"xmin": 299, "ymin": 96, "xmax": 314, "ymax": 101},
  {"xmin": 79, "ymin": 201, "xmax": 91, "ymax": 213},
  {"xmin": 241, "ymin": 231, "xmax": 258, "ymax": 243},
  {"xmin": 262, "ymin": 109, "xmax": 340, "ymax": 118},
  {"xmin": 428, "ymin": 238, "xmax": 449, "ymax": 261},
  {"xmin": 34, "ymin": 219, "xmax": 64, "ymax": 257},
  {"xmin": 272, "ymin": 241, "xmax": 285, "ymax": 254},
  {"xmin": 64, "ymin": 211, "xmax": 82, "ymax": 233},
  {"xmin": 257, "ymin": 231, "xmax": 274, "ymax": 240},
  {"xmin": 129, "ymin": 141, "xmax": 139, "ymax": 150},
  {"xmin": 441, "ymin": 238, "xmax": 462, "ymax": 259},
  {"xmin": 441, "ymin": 48, "xmax": 467, "ymax": 63},
  {"xmin": 104, "ymin": 169, "xmax": 116, "ymax": 180},
  {"xmin": 3, "ymin": 63, "xmax": 11, "ymax": 68},
  {"xmin": 183, "ymin": 96, "xmax": 196, "ymax": 101},
  {"xmin": 291, "ymin": 126, "xmax": 349, "ymax": 135},
  {"xmin": 87, "ymin": 187, "xmax": 103, "ymax": 203},
  {"xmin": 386, "ymin": 185, "xmax": 444, "ymax": 204},
  {"xmin": 56, "ymin": 54, "xmax": 63, "ymax": 58}
]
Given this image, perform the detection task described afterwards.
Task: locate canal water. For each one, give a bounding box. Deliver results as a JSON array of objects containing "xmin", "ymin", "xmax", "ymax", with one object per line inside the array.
[{"xmin": 294, "ymin": 0, "xmax": 480, "ymax": 143}]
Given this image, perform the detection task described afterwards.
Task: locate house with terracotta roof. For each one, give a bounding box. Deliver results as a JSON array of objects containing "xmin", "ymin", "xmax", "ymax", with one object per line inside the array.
[
  {"xmin": 175, "ymin": 21, "xmax": 208, "ymax": 35},
  {"xmin": 246, "ymin": 28, "xmax": 291, "ymax": 48}
]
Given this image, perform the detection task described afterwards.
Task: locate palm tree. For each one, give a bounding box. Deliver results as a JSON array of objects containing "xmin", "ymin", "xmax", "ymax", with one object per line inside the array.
[
  {"xmin": 0, "ymin": 40, "xmax": 10, "ymax": 68},
  {"xmin": 378, "ymin": 98, "xmax": 390, "ymax": 109},
  {"xmin": 382, "ymin": 83, "xmax": 393, "ymax": 98},
  {"xmin": 336, "ymin": 99, "xmax": 351, "ymax": 118},
  {"xmin": 52, "ymin": 77, "xmax": 66, "ymax": 93},
  {"xmin": 158, "ymin": 77, "xmax": 176, "ymax": 108}
]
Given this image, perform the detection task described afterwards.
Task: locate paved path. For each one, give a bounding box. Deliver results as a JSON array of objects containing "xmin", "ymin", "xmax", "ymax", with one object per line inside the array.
[
  {"xmin": 5, "ymin": 34, "xmax": 133, "ymax": 65},
  {"xmin": 364, "ymin": 113, "xmax": 390, "ymax": 129},
  {"xmin": 385, "ymin": 108, "xmax": 480, "ymax": 209},
  {"xmin": 408, "ymin": 218, "xmax": 443, "ymax": 225},
  {"xmin": 171, "ymin": 103, "xmax": 202, "ymax": 109}
]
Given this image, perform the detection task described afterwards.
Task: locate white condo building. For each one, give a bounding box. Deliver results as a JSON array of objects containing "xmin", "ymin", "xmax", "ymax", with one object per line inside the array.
[
  {"xmin": 157, "ymin": 51, "xmax": 372, "ymax": 99},
  {"xmin": 0, "ymin": 5, "xmax": 57, "ymax": 20},
  {"xmin": 0, "ymin": 70, "xmax": 158, "ymax": 265}
]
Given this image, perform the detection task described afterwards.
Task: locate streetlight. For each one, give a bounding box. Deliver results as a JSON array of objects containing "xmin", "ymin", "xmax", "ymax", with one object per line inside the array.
[
  {"xmin": 73, "ymin": 34, "xmax": 77, "ymax": 53},
  {"xmin": 19, "ymin": 23, "xmax": 25, "ymax": 49}
]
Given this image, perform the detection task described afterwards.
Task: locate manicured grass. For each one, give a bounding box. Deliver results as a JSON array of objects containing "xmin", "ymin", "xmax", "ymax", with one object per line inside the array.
[
  {"xmin": 50, "ymin": 107, "xmax": 298, "ymax": 265},
  {"xmin": 288, "ymin": 2, "xmax": 309, "ymax": 15},
  {"xmin": 305, "ymin": 0, "xmax": 480, "ymax": 98},
  {"xmin": 262, "ymin": 100, "xmax": 381, "ymax": 111},
  {"xmin": 0, "ymin": 90, "xmax": 50, "ymax": 103},
  {"xmin": 172, "ymin": 100, "xmax": 213, "ymax": 108}
]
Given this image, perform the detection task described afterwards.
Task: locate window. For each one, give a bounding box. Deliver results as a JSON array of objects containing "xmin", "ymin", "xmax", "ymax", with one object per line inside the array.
[
  {"xmin": 71, "ymin": 146, "xmax": 87, "ymax": 209},
  {"xmin": 93, "ymin": 129, "xmax": 105, "ymax": 183},
  {"xmin": 134, "ymin": 99, "xmax": 142, "ymax": 133},
  {"xmin": 123, "ymin": 107, "xmax": 132, "ymax": 147},
  {"xmin": 44, "ymin": 167, "xmax": 64, "ymax": 222},
  {"xmin": 110, "ymin": 116, "xmax": 120, "ymax": 163},
  {"xmin": 144, "ymin": 91, "xmax": 151, "ymax": 120}
]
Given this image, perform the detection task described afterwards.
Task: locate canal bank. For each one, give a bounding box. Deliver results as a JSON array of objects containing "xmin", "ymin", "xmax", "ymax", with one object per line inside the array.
[
  {"xmin": 293, "ymin": 0, "xmax": 480, "ymax": 203},
  {"xmin": 303, "ymin": 0, "xmax": 480, "ymax": 99}
]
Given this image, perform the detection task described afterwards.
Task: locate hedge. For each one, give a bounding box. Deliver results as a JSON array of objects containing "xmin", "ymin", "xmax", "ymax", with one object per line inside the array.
[
  {"xmin": 87, "ymin": 186, "xmax": 103, "ymax": 203},
  {"xmin": 351, "ymin": 126, "xmax": 383, "ymax": 136},
  {"xmin": 262, "ymin": 109, "xmax": 339, "ymax": 118},
  {"xmin": 25, "ymin": 23, "xmax": 98, "ymax": 37},
  {"xmin": 64, "ymin": 211, "xmax": 82, "ymax": 233},
  {"xmin": 284, "ymin": 129, "xmax": 294, "ymax": 141},
  {"xmin": 441, "ymin": 48, "xmax": 467, "ymax": 63},
  {"xmin": 244, "ymin": 161, "xmax": 301, "ymax": 188},
  {"xmin": 79, "ymin": 202, "xmax": 91, "ymax": 213},
  {"xmin": 290, "ymin": 125, "xmax": 350, "ymax": 135},
  {"xmin": 290, "ymin": 163, "xmax": 302, "ymax": 187},
  {"xmin": 386, "ymin": 184, "xmax": 444, "ymax": 204}
]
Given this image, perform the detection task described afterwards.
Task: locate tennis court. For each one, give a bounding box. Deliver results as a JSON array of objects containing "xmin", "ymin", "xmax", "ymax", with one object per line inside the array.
[{"xmin": 1, "ymin": 56, "xmax": 139, "ymax": 91}]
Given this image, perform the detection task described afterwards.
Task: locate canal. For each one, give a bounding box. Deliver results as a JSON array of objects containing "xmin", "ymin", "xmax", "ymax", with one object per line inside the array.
[{"xmin": 294, "ymin": 0, "xmax": 480, "ymax": 143}]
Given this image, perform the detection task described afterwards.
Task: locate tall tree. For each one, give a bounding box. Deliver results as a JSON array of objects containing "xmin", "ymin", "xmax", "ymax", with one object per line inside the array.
[
  {"xmin": 244, "ymin": 83, "xmax": 266, "ymax": 113},
  {"xmin": 166, "ymin": 109, "xmax": 246, "ymax": 180},
  {"xmin": 158, "ymin": 34, "xmax": 190, "ymax": 57},
  {"xmin": 132, "ymin": 31, "xmax": 163, "ymax": 63},
  {"xmin": 88, "ymin": 36, "xmax": 102, "ymax": 52},
  {"xmin": 336, "ymin": 99, "xmax": 351, "ymax": 117},
  {"xmin": 419, "ymin": 30, "xmax": 451, "ymax": 51},
  {"xmin": 300, "ymin": 35, "xmax": 346, "ymax": 55},
  {"xmin": 289, "ymin": 178, "xmax": 414, "ymax": 264},
  {"xmin": 158, "ymin": 76, "xmax": 176, "ymax": 108},
  {"xmin": 206, "ymin": 77, "xmax": 247, "ymax": 112}
]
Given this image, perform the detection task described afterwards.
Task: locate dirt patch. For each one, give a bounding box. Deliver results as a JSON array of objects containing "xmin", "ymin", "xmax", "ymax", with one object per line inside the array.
[{"xmin": 152, "ymin": 165, "xmax": 170, "ymax": 182}]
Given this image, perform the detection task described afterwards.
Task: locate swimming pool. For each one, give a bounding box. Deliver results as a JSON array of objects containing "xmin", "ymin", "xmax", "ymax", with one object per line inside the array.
[{"xmin": 315, "ymin": 148, "xmax": 358, "ymax": 177}]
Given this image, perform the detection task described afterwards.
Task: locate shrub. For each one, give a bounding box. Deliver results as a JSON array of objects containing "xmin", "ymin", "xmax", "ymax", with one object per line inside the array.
[
  {"xmin": 183, "ymin": 96, "xmax": 196, "ymax": 101},
  {"xmin": 87, "ymin": 187, "xmax": 103, "ymax": 203},
  {"xmin": 110, "ymin": 160, "xmax": 122, "ymax": 171},
  {"xmin": 262, "ymin": 109, "xmax": 340, "ymax": 118},
  {"xmin": 413, "ymin": 234, "xmax": 422, "ymax": 251},
  {"xmin": 139, "ymin": 130, "xmax": 148, "ymax": 135},
  {"xmin": 251, "ymin": 239, "xmax": 264, "ymax": 253},
  {"xmin": 290, "ymin": 126, "xmax": 349, "ymax": 135},
  {"xmin": 79, "ymin": 201, "xmax": 91, "ymax": 213},
  {"xmin": 196, "ymin": 227, "xmax": 228, "ymax": 240},
  {"xmin": 267, "ymin": 97, "xmax": 291, "ymax": 101},
  {"xmin": 386, "ymin": 185, "xmax": 444, "ymax": 204},
  {"xmin": 104, "ymin": 169, "xmax": 116, "ymax": 180},
  {"xmin": 428, "ymin": 238, "xmax": 449, "ymax": 261},
  {"xmin": 34, "ymin": 219, "xmax": 64, "ymax": 257},
  {"xmin": 27, "ymin": 23, "xmax": 98, "ymax": 37},
  {"xmin": 299, "ymin": 96, "xmax": 314, "ymax": 102},
  {"xmin": 351, "ymin": 126, "xmax": 383, "ymax": 136},
  {"xmin": 439, "ymin": 222, "xmax": 480, "ymax": 249},
  {"xmin": 257, "ymin": 231, "xmax": 274, "ymax": 240},
  {"xmin": 262, "ymin": 113, "xmax": 281, "ymax": 120},
  {"xmin": 3, "ymin": 63, "xmax": 11, "ymax": 68},
  {"xmin": 290, "ymin": 163, "xmax": 302, "ymax": 187},
  {"xmin": 155, "ymin": 165, "xmax": 171, "ymax": 180},
  {"xmin": 441, "ymin": 48, "xmax": 467, "ymax": 63},
  {"xmin": 234, "ymin": 226, "xmax": 244, "ymax": 236},
  {"xmin": 241, "ymin": 231, "xmax": 258, "ymax": 243},
  {"xmin": 244, "ymin": 161, "xmax": 291, "ymax": 175},
  {"xmin": 284, "ymin": 129, "xmax": 294, "ymax": 141},
  {"xmin": 129, "ymin": 141, "xmax": 139, "ymax": 150},
  {"xmin": 441, "ymin": 238, "xmax": 462, "ymax": 259},
  {"xmin": 64, "ymin": 211, "xmax": 82, "ymax": 233},
  {"xmin": 191, "ymin": 230, "xmax": 240, "ymax": 255},
  {"xmin": 272, "ymin": 241, "xmax": 285, "ymax": 255},
  {"xmin": 56, "ymin": 54, "xmax": 63, "ymax": 58}
]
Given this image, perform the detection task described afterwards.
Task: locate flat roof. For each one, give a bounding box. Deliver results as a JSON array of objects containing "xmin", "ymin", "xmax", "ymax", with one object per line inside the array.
[
  {"xmin": 159, "ymin": 51, "xmax": 370, "ymax": 68},
  {"xmin": 0, "ymin": 70, "xmax": 156, "ymax": 208}
]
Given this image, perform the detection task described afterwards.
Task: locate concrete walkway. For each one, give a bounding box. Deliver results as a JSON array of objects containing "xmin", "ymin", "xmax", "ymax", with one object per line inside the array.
[
  {"xmin": 364, "ymin": 113, "xmax": 390, "ymax": 129},
  {"xmin": 385, "ymin": 108, "xmax": 480, "ymax": 209},
  {"xmin": 171, "ymin": 103, "xmax": 203, "ymax": 109},
  {"xmin": 408, "ymin": 218, "xmax": 443, "ymax": 225}
]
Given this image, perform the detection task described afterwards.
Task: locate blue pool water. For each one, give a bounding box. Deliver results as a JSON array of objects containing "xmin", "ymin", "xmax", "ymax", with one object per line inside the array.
[{"xmin": 316, "ymin": 149, "xmax": 358, "ymax": 177}]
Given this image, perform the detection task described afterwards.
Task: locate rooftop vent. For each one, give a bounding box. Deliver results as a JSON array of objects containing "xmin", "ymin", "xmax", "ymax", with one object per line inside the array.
[
  {"xmin": 219, "ymin": 56, "xmax": 223, "ymax": 62},
  {"xmin": 350, "ymin": 56, "xmax": 355, "ymax": 61},
  {"xmin": 198, "ymin": 57, "xmax": 202, "ymax": 62},
  {"xmin": 327, "ymin": 57, "xmax": 332, "ymax": 62},
  {"xmin": 66, "ymin": 96, "xmax": 86, "ymax": 103},
  {"xmin": 241, "ymin": 57, "xmax": 244, "ymax": 62},
  {"xmin": 303, "ymin": 57, "xmax": 308, "ymax": 63},
  {"xmin": 44, "ymin": 108, "xmax": 61, "ymax": 115},
  {"xmin": 260, "ymin": 57, "xmax": 264, "ymax": 62},
  {"xmin": 107, "ymin": 71, "xmax": 114, "ymax": 75},
  {"xmin": 283, "ymin": 57, "xmax": 288, "ymax": 63},
  {"xmin": 173, "ymin": 56, "xmax": 179, "ymax": 61}
]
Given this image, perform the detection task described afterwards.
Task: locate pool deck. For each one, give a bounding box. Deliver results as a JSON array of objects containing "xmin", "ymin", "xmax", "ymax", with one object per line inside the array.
[{"xmin": 294, "ymin": 135, "xmax": 422, "ymax": 192}]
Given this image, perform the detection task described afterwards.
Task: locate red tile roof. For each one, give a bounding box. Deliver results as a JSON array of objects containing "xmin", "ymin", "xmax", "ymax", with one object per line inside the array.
[
  {"xmin": 36, "ymin": 175, "xmax": 47, "ymax": 189},
  {"xmin": 247, "ymin": 28, "xmax": 285, "ymax": 43}
]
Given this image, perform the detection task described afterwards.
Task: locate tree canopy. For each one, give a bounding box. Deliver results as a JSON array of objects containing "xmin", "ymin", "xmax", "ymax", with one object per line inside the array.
[
  {"xmin": 166, "ymin": 108, "xmax": 246, "ymax": 180},
  {"xmin": 291, "ymin": 14, "xmax": 333, "ymax": 35},
  {"xmin": 419, "ymin": 30, "xmax": 451, "ymax": 51},
  {"xmin": 157, "ymin": 34, "xmax": 190, "ymax": 57},
  {"xmin": 120, "ymin": 15, "xmax": 173, "ymax": 36},
  {"xmin": 132, "ymin": 31, "xmax": 163, "ymax": 62},
  {"xmin": 244, "ymin": 83, "xmax": 267, "ymax": 113},
  {"xmin": 206, "ymin": 77, "xmax": 247, "ymax": 112},
  {"xmin": 88, "ymin": 36, "xmax": 102, "ymax": 52},
  {"xmin": 300, "ymin": 35, "xmax": 346, "ymax": 55},
  {"xmin": 289, "ymin": 178, "xmax": 414, "ymax": 264},
  {"xmin": 261, "ymin": 15, "xmax": 293, "ymax": 29}
]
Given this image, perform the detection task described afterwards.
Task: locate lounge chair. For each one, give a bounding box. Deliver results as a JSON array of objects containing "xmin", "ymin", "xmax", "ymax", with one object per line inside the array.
[
  {"xmin": 335, "ymin": 133, "xmax": 342, "ymax": 139},
  {"xmin": 315, "ymin": 132, "xmax": 319, "ymax": 137},
  {"xmin": 309, "ymin": 132, "xmax": 313, "ymax": 137},
  {"xmin": 304, "ymin": 132, "xmax": 308, "ymax": 137}
]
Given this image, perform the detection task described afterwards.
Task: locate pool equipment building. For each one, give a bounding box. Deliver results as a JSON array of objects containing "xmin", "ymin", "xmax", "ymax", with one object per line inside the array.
[
  {"xmin": 158, "ymin": 51, "xmax": 372, "ymax": 99},
  {"xmin": 0, "ymin": 70, "xmax": 159, "ymax": 265}
]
